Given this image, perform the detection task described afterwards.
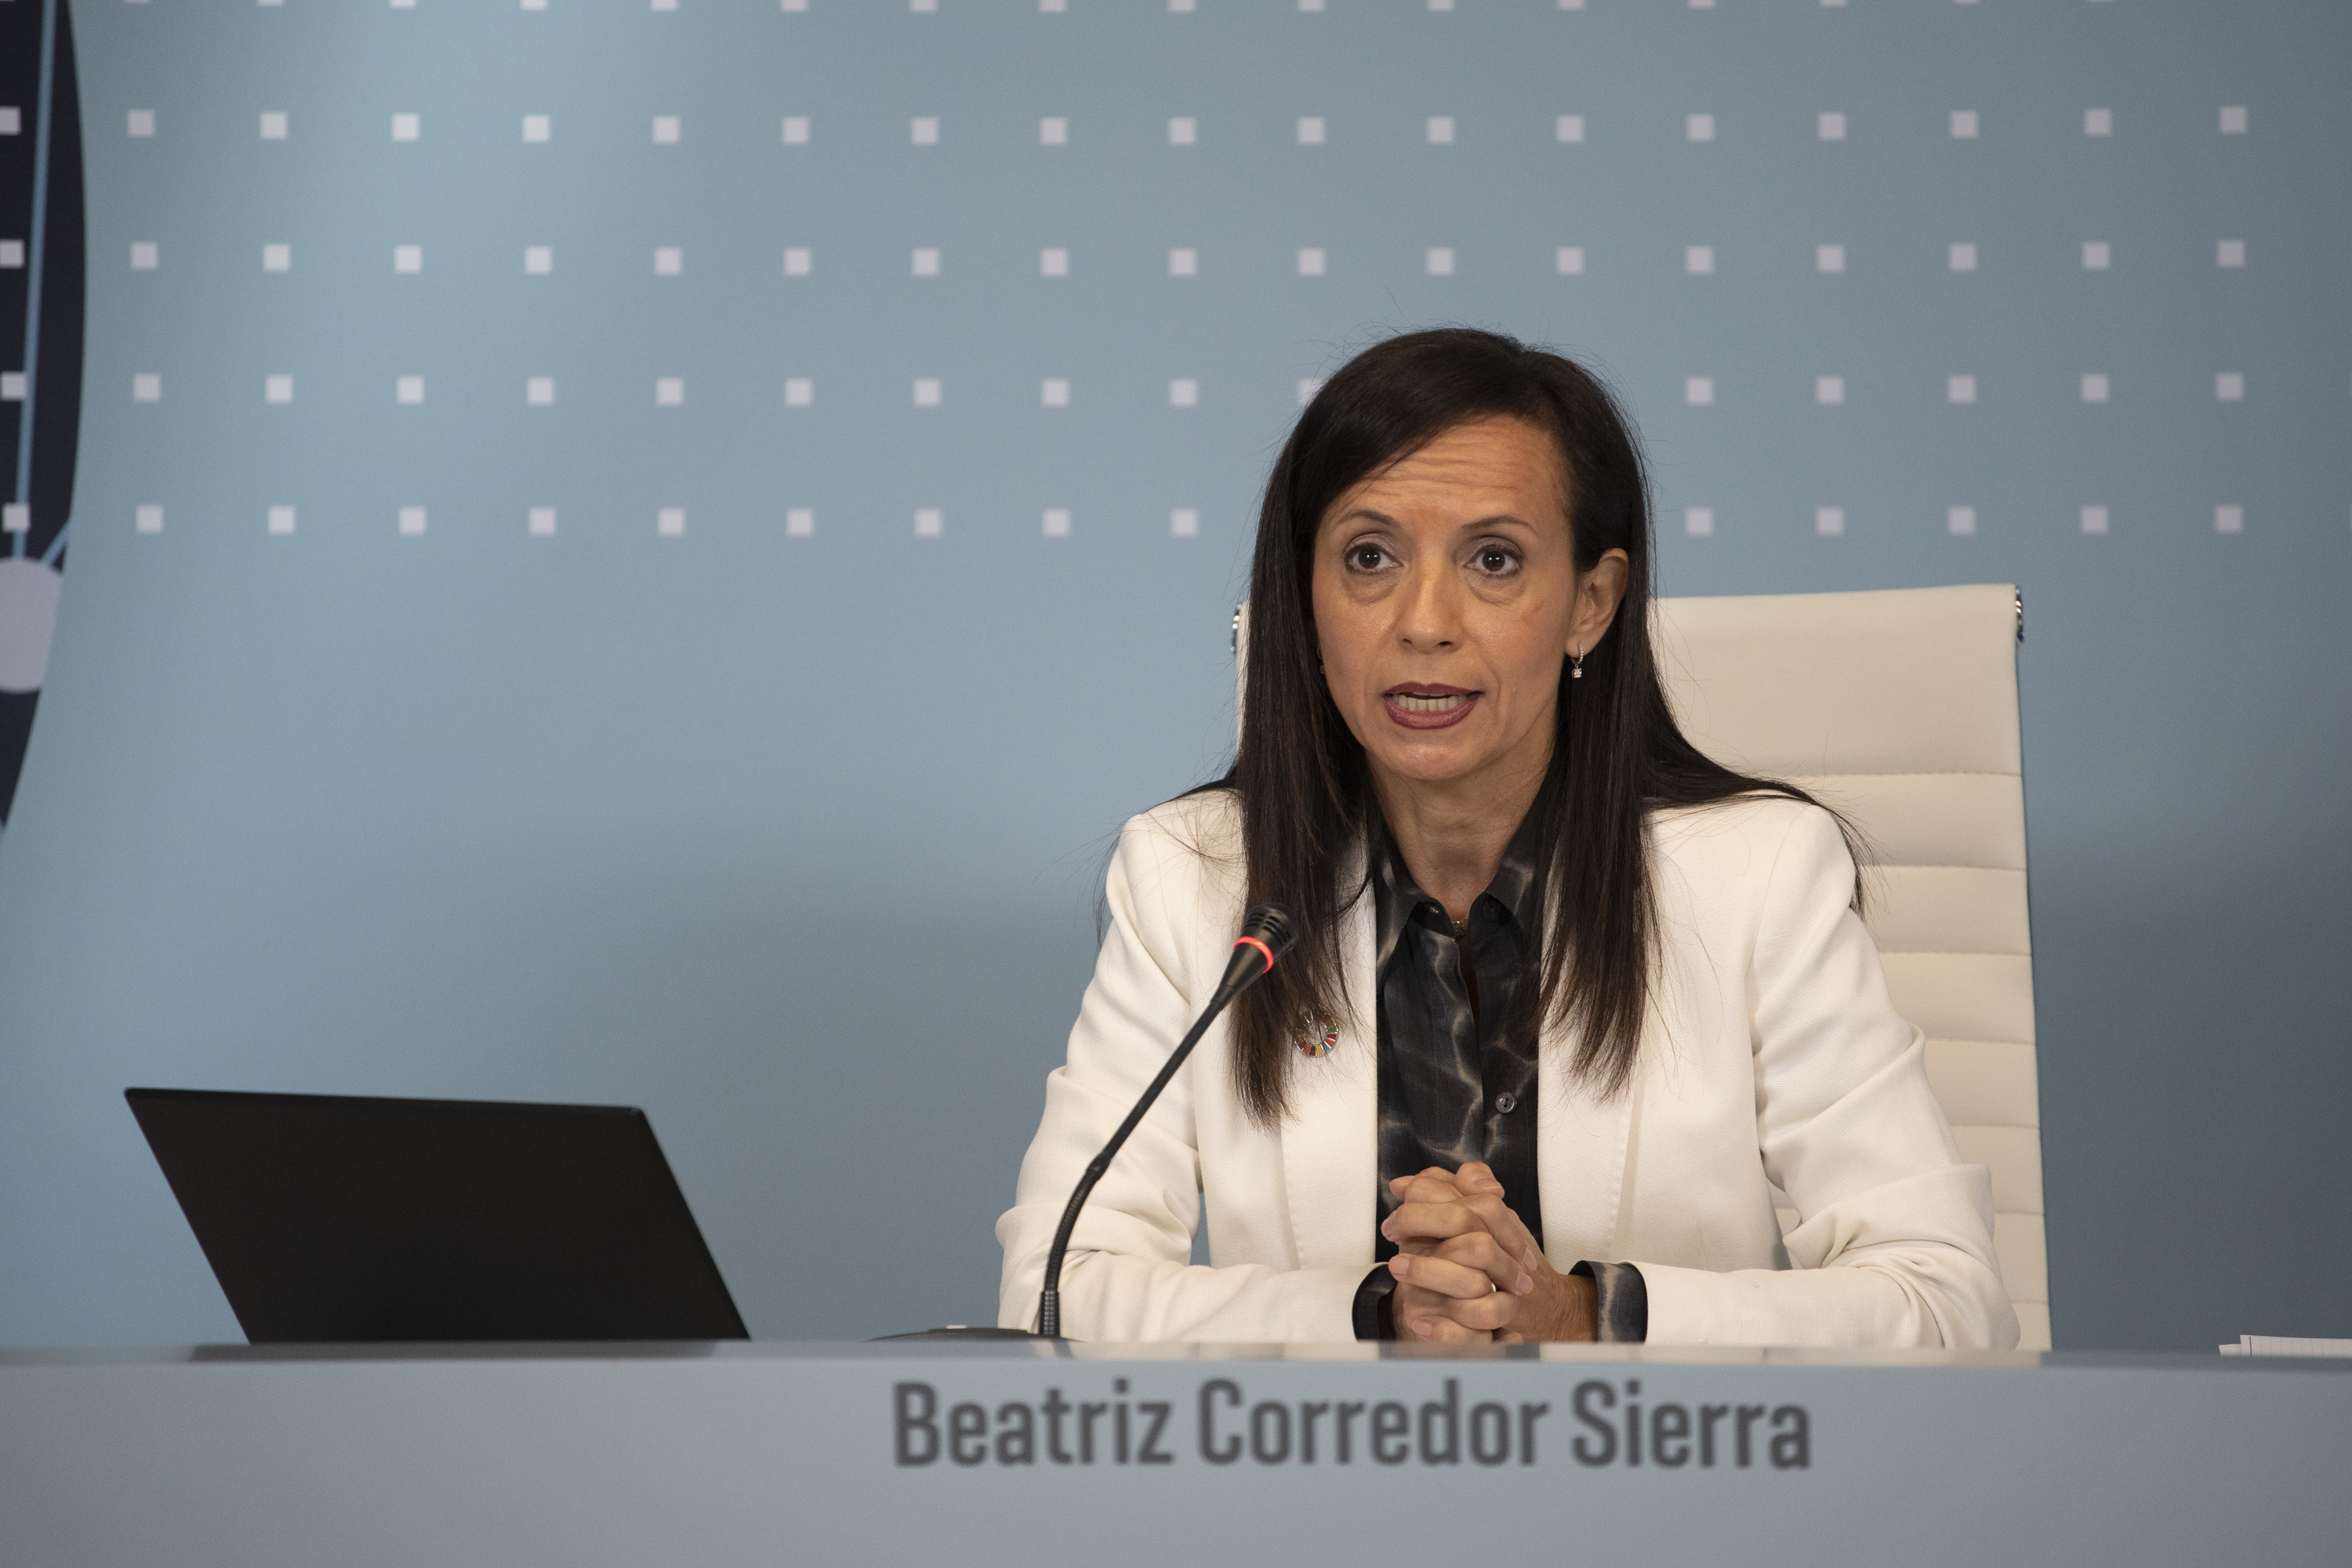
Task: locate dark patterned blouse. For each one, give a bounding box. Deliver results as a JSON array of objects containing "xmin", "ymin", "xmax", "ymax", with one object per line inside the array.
[
  {"xmin": 1351, "ymin": 811, "xmax": 1648, "ymax": 1343},
  {"xmin": 1372, "ymin": 810, "xmax": 1547, "ymax": 1256}
]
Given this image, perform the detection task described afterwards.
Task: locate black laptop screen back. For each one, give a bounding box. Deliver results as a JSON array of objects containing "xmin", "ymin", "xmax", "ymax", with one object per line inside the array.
[{"xmin": 126, "ymin": 1088, "xmax": 750, "ymax": 1343}]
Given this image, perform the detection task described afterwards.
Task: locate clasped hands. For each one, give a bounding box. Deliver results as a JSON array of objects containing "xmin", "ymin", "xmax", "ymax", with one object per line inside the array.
[{"xmin": 1381, "ymin": 1162, "xmax": 1597, "ymax": 1344}]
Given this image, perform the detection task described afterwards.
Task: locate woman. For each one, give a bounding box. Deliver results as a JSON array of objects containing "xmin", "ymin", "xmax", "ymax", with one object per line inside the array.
[{"xmin": 997, "ymin": 329, "xmax": 2015, "ymax": 1347}]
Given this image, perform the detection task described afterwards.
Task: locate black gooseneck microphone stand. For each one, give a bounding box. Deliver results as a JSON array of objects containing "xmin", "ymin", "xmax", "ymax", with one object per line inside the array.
[
  {"xmin": 871, "ymin": 903, "xmax": 1299, "ymax": 1344},
  {"xmin": 1035, "ymin": 902, "xmax": 1299, "ymax": 1340}
]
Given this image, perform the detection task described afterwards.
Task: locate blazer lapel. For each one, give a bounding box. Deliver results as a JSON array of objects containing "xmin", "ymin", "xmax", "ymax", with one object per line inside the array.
[
  {"xmin": 1279, "ymin": 866, "xmax": 1380, "ymax": 1272},
  {"xmin": 1536, "ymin": 1018, "xmax": 1643, "ymax": 1267}
]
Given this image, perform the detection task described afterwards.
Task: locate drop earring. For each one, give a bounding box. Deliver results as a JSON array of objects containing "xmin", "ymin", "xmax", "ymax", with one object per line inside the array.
[{"xmin": 1569, "ymin": 648, "xmax": 1584, "ymax": 681}]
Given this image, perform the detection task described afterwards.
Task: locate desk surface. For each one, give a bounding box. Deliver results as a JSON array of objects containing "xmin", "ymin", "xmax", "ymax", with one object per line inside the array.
[{"xmin": 5, "ymin": 1342, "xmax": 2348, "ymax": 1568}]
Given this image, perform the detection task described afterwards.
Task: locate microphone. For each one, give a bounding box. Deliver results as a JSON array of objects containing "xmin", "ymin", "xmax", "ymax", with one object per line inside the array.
[{"xmin": 1036, "ymin": 903, "xmax": 1299, "ymax": 1340}]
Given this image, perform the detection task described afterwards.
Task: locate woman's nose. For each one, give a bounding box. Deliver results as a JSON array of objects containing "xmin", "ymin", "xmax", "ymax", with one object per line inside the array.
[{"xmin": 1396, "ymin": 564, "xmax": 1463, "ymax": 651}]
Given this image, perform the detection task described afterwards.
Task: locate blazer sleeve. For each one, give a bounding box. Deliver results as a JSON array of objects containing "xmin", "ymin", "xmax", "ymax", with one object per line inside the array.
[
  {"xmin": 994, "ymin": 815, "xmax": 1365, "ymax": 1341},
  {"xmin": 1637, "ymin": 807, "xmax": 2022, "ymax": 1349}
]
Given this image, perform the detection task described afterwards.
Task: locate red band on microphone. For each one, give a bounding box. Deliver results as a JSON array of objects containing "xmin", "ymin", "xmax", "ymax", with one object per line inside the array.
[{"xmin": 1233, "ymin": 936, "xmax": 1277, "ymax": 974}]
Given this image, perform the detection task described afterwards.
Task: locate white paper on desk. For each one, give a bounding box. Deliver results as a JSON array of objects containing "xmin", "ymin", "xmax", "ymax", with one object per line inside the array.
[{"xmin": 2219, "ymin": 1334, "xmax": 2352, "ymax": 1357}]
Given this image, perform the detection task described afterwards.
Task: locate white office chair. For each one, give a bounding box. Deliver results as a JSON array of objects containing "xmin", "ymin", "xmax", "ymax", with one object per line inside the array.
[
  {"xmin": 1233, "ymin": 582, "xmax": 2052, "ymax": 1349},
  {"xmin": 1651, "ymin": 583, "xmax": 2049, "ymax": 1350}
]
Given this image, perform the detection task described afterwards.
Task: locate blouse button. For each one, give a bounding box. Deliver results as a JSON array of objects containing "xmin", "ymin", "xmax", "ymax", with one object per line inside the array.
[{"xmin": 1494, "ymin": 1092, "xmax": 1518, "ymax": 1114}]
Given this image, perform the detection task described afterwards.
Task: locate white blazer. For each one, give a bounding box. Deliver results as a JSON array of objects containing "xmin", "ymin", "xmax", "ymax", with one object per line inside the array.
[{"xmin": 997, "ymin": 789, "xmax": 2018, "ymax": 1348}]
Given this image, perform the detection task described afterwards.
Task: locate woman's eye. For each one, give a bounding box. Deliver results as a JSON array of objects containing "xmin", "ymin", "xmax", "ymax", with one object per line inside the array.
[
  {"xmin": 1347, "ymin": 545, "xmax": 1390, "ymax": 572},
  {"xmin": 1474, "ymin": 547, "xmax": 1519, "ymax": 575}
]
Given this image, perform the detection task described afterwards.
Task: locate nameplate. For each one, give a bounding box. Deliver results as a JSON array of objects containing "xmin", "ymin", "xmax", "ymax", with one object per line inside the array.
[
  {"xmin": 5, "ymin": 1344, "xmax": 2348, "ymax": 1567},
  {"xmin": 891, "ymin": 1373, "xmax": 1809, "ymax": 1471}
]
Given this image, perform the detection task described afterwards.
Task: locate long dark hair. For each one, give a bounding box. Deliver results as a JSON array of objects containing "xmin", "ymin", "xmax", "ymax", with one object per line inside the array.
[{"xmin": 1218, "ymin": 328, "xmax": 1843, "ymax": 1127}]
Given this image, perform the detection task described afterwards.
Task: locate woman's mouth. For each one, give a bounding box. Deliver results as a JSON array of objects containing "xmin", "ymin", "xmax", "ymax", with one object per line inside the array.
[{"xmin": 1383, "ymin": 688, "xmax": 1479, "ymax": 730}]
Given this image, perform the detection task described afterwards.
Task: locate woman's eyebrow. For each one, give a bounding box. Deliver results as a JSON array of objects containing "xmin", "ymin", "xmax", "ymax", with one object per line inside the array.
[{"xmin": 1330, "ymin": 508, "xmax": 1540, "ymax": 532}]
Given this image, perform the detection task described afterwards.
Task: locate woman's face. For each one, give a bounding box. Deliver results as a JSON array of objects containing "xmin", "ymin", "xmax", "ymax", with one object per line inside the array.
[{"xmin": 1309, "ymin": 416, "xmax": 1628, "ymax": 800}]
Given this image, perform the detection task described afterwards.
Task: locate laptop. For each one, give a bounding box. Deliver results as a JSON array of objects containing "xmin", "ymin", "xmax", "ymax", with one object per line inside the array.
[{"xmin": 125, "ymin": 1087, "xmax": 750, "ymax": 1344}]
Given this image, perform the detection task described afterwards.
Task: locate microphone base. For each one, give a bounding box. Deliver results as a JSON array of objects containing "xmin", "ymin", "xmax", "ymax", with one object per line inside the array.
[{"xmin": 868, "ymin": 1327, "xmax": 1062, "ymax": 1343}]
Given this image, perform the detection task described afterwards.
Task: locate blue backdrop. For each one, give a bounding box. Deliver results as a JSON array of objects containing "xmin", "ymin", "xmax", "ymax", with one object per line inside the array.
[{"xmin": 0, "ymin": 0, "xmax": 2345, "ymax": 1351}]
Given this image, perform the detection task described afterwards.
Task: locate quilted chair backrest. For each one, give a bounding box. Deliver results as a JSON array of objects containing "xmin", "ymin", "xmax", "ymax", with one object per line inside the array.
[{"xmin": 1651, "ymin": 583, "xmax": 2049, "ymax": 1350}]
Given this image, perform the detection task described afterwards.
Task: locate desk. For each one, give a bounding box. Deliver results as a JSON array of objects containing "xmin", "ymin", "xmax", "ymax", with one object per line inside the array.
[{"xmin": 3, "ymin": 1342, "xmax": 2346, "ymax": 1566}]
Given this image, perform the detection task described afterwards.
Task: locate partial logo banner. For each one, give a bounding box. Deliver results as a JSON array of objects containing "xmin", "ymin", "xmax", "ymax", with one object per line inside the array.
[{"xmin": 0, "ymin": 0, "xmax": 85, "ymax": 828}]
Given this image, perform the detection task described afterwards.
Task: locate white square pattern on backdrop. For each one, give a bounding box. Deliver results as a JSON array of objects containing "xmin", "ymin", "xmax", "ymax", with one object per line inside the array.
[{"xmin": 85, "ymin": 5, "xmax": 2324, "ymax": 551}]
